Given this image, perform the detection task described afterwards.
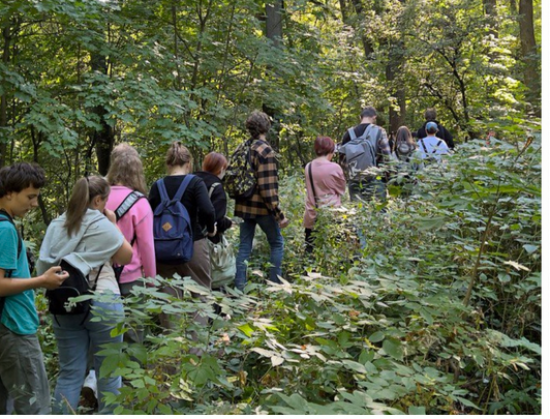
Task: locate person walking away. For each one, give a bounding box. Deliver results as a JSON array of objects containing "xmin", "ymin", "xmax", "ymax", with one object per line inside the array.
[
  {"xmin": 417, "ymin": 121, "xmax": 450, "ymax": 163},
  {"xmin": 338, "ymin": 106, "xmax": 393, "ymax": 204},
  {"xmin": 415, "ymin": 108, "xmax": 455, "ymax": 150},
  {"xmin": 303, "ymin": 136, "xmax": 346, "ymax": 253},
  {"xmin": 149, "ymin": 142, "xmax": 216, "ymax": 333},
  {"xmin": 391, "ymin": 126, "xmax": 422, "ymax": 196},
  {"xmin": 0, "ymin": 163, "xmax": 69, "ymax": 415},
  {"xmin": 106, "ymin": 143, "xmax": 156, "ymax": 339},
  {"xmin": 194, "ymin": 152, "xmax": 235, "ymax": 290},
  {"xmin": 231, "ymin": 111, "xmax": 289, "ymax": 291},
  {"xmin": 37, "ymin": 176, "xmax": 133, "ymax": 414}
]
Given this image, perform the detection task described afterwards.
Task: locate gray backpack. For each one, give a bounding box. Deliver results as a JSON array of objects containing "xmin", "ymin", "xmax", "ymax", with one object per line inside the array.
[{"xmin": 340, "ymin": 124, "xmax": 382, "ymax": 180}]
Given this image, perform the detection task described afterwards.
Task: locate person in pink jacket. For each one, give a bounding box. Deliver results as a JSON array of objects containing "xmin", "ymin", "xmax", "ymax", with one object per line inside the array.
[
  {"xmin": 304, "ymin": 136, "xmax": 347, "ymax": 253},
  {"xmin": 105, "ymin": 143, "xmax": 156, "ymax": 337}
]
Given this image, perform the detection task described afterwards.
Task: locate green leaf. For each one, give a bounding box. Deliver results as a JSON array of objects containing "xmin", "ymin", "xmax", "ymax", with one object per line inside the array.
[
  {"xmin": 368, "ymin": 331, "xmax": 385, "ymax": 343},
  {"xmin": 382, "ymin": 338, "xmax": 403, "ymax": 361},
  {"xmin": 409, "ymin": 406, "xmax": 426, "ymax": 415}
]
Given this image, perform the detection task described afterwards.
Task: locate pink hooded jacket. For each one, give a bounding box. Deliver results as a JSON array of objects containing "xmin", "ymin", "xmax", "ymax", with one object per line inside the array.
[{"xmin": 106, "ymin": 185, "xmax": 156, "ymax": 283}]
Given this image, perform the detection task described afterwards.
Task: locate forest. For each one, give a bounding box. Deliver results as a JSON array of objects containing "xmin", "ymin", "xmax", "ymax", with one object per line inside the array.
[{"xmin": 0, "ymin": 0, "xmax": 541, "ymax": 415}]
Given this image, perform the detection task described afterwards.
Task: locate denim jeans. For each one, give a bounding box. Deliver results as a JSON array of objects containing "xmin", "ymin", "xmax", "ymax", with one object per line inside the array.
[
  {"xmin": 52, "ymin": 298, "xmax": 124, "ymax": 414},
  {"xmin": 235, "ymin": 215, "xmax": 284, "ymax": 291}
]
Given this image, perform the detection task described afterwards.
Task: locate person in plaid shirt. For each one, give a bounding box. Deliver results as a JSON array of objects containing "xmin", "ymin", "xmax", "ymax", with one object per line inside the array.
[{"xmin": 234, "ymin": 111, "xmax": 289, "ymax": 291}]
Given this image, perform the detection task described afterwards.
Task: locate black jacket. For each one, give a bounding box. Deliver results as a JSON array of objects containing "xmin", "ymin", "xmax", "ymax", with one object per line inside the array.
[
  {"xmin": 415, "ymin": 120, "xmax": 455, "ymax": 150},
  {"xmin": 194, "ymin": 171, "xmax": 233, "ymax": 243},
  {"xmin": 149, "ymin": 174, "xmax": 216, "ymax": 241}
]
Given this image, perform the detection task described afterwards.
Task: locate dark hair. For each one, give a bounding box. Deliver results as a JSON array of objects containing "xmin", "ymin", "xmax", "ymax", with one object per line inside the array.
[
  {"xmin": 202, "ymin": 152, "xmax": 228, "ymax": 175},
  {"xmin": 424, "ymin": 108, "xmax": 437, "ymax": 121},
  {"xmin": 64, "ymin": 176, "xmax": 110, "ymax": 237},
  {"xmin": 360, "ymin": 106, "xmax": 377, "ymax": 119},
  {"xmin": 245, "ymin": 111, "xmax": 271, "ymax": 139},
  {"xmin": 425, "ymin": 121, "xmax": 439, "ymax": 135},
  {"xmin": 166, "ymin": 142, "xmax": 193, "ymax": 168},
  {"xmin": 0, "ymin": 162, "xmax": 46, "ymax": 198},
  {"xmin": 314, "ymin": 136, "xmax": 335, "ymax": 156}
]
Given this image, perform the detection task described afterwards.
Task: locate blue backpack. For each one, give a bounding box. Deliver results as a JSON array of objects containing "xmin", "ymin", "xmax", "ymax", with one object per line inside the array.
[{"xmin": 153, "ymin": 176, "xmax": 194, "ymax": 265}]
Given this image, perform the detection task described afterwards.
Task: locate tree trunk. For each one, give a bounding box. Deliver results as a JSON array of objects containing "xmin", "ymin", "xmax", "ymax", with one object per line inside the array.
[
  {"xmin": 351, "ymin": 0, "xmax": 374, "ymax": 58},
  {"xmin": 264, "ymin": 1, "xmax": 284, "ymax": 151},
  {"xmin": 518, "ymin": 0, "xmax": 540, "ymax": 115},
  {"xmin": 266, "ymin": 1, "xmax": 283, "ymax": 47},
  {"xmin": 90, "ymin": 52, "xmax": 114, "ymax": 176},
  {"xmin": 0, "ymin": 25, "xmax": 10, "ymax": 168},
  {"xmin": 386, "ymin": 39, "xmax": 406, "ymax": 135}
]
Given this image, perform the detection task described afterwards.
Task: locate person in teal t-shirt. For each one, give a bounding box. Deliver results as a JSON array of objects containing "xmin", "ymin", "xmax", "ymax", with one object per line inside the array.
[{"xmin": 0, "ymin": 162, "xmax": 68, "ymax": 415}]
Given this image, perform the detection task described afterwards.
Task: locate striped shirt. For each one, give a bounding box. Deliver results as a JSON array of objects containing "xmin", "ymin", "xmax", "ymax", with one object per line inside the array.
[{"xmin": 234, "ymin": 139, "xmax": 285, "ymax": 221}]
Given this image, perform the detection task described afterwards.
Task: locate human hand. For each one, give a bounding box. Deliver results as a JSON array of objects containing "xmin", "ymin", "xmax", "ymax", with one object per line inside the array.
[
  {"xmin": 279, "ymin": 217, "xmax": 290, "ymax": 229},
  {"xmin": 42, "ymin": 266, "xmax": 69, "ymax": 290},
  {"xmin": 207, "ymin": 224, "xmax": 218, "ymax": 237}
]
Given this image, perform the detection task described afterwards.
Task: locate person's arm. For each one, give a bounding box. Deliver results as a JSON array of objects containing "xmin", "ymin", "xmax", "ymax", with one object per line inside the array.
[
  {"xmin": 0, "ymin": 267, "xmax": 68, "ymax": 297},
  {"xmin": 134, "ymin": 205, "xmax": 156, "ymax": 279},
  {"xmin": 443, "ymin": 127, "xmax": 455, "ymax": 149},
  {"xmin": 334, "ymin": 165, "xmax": 347, "ymax": 196},
  {"xmin": 194, "ymin": 179, "xmax": 217, "ymax": 235},
  {"xmin": 255, "ymin": 148, "xmax": 285, "ymax": 222},
  {"xmin": 211, "ymin": 184, "xmax": 232, "ymax": 234},
  {"xmin": 104, "ymin": 208, "xmax": 133, "ymax": 265},
  {"xmin": 148, "ymin": 181, "xmax": 160, "ymax": 212}
]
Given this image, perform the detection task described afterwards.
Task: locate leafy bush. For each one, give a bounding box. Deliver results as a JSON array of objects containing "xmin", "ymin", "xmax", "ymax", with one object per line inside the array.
[{"xmin": 42, "ymin": 132, "xmax": 541, "ymax": 415}]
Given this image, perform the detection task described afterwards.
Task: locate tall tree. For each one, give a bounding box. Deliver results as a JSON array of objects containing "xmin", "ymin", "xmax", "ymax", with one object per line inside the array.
[{"xmin": 518, "ymin": 0, "xmax": 540, "ymax": 115}]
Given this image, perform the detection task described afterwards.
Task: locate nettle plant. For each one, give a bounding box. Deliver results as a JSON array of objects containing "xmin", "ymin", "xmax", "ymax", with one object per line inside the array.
[{"xmin": 56, "ymin": 130, "xmax": 539, "ymax": 415}]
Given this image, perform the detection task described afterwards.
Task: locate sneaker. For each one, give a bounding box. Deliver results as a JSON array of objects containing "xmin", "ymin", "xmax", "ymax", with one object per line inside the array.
[{"xmin": 83, "ymin": 369, "xmax": 98, "ymax": 399}]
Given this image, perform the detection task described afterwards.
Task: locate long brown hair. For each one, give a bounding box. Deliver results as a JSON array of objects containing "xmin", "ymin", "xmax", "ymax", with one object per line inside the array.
[
  {"xmin": 394, "ymin": 126, "xmax": 416, "ymax": 150},
  {"xmin": 166, "ymin": 142, "xmax": 193, "ymax": 168},
  {"xmin": 64, "ymin": 176, "xmax": 110, "ymax": 237},
  {"xmin": 106, "ymin": 143, "xmax": 148, "ymax": 195}
]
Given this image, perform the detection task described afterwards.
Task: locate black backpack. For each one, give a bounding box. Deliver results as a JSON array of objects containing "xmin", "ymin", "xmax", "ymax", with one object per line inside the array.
[
  {"xmin": 46, "ymin": 260, "xmax": 104, "ymax": 324},
  {"xmin": 111, "ymin": 190, "xmax": 145, "ymax": 282},
  {"xmin": 224, "ymin": 139, "xmax": 257, "ymax": 199}
]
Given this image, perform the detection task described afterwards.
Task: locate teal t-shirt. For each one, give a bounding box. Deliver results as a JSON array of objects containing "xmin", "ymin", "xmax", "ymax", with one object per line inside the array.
[{"xmin": 0, "ymin": 217, "xmax": 39, "ymax": 335}]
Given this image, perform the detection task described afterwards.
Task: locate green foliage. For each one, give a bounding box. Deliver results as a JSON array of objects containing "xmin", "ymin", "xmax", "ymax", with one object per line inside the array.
[{"xmin": 52, "ymin": 134, "xmax": 540, "ymax": 415}]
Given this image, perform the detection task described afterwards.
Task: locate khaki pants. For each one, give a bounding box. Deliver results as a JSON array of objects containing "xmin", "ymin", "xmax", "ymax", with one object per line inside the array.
[
  {"xmin": 157, "ymin": 238, "xmax": 212, "ymax": 333},
  {"xmin": 0, "ymin": 324, "xmax": 50, "ymax": 415}
]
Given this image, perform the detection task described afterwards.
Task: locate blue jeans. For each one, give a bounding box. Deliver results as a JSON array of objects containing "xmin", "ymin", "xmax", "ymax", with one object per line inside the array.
[
  {"xmin": 52, "ymin": 298, "xmax": 124, "ymax": 414},
  {"xmin": 235, "ymin": 215, "xmax": 284, "ymax": 290}
]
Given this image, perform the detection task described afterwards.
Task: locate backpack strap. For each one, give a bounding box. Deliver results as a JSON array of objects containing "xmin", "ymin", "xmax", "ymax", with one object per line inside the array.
[
  {"xmin": 420, "ymin": 139, "xmax": 429, "ymax": 154},
  {"xmin": 434, "ymin": 140, "xmax": 442, "ymax": 153},
  {"xmin": 115, "ymin": 191, "xmax": 145, "ymax": 222},
  {"xmin": 172, "ymin": 174, "xmax": 195, "ymax": 203},
  {"xmin": 112, "ymin": 191, "xmax": 144, "ymax": 282},
  {"xmin": 347, "ymin": 128, "xmax": 357, "ymax": 141},
  {"xmin": 208, "ymin": 182, "xmax": 221, "ymax": 198},
  {"xmin": 156, "ymin": 178, "xmax": 170, "ymax": 203},
  {"xmin": 307, "ymin": 162, "xmax": 318, "ymax": 208}
]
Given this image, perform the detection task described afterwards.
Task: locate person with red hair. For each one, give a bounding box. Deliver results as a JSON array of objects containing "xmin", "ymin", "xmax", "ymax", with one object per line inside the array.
[
  {"xmin": 195, "ymin": 152, "xmax": 233, "ymax": 244},
  {"xmin": 304, "ymin": 136, "xmax": 346, "ymax": 252}
]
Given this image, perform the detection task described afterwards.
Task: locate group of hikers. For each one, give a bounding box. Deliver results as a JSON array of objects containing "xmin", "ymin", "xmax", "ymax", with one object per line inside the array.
[{"xmin": 0, "ymin": 106, "xmax": 454, "ymax": 414}]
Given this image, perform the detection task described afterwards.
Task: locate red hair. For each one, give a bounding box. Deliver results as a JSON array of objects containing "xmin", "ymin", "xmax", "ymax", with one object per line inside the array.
[
  {"xmin": 202, "ymin": 152, "xmax": 228, "ymax": 175},
  {"xmin": 314, "ymin": 136, "xmax": 335, "ymax": 156}
]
